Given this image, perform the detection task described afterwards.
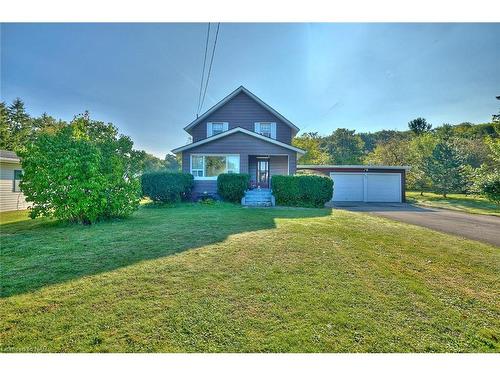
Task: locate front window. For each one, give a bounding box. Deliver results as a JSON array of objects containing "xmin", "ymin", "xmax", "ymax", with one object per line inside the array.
[
  {"xmin": 259, "ymin": 123, "xmax": 272, "ymax": 138},
  {"xmin": 211, "ymin": 123, "xmax": 224, "ymax": 136},
  {"xmin": 191, "ymin": 156, "xmax": 204, "ymax": 177},
  {"xmin": 191, "ymin": 155, "xmax": 240, "ymax": 179},
  {"xmin": 13, "ymin": 170, "xmax": 23, "ymax": 192}
]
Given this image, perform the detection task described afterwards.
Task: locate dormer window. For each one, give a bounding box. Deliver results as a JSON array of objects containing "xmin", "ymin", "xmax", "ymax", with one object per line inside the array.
[
  {"xmin": 254, "ymin": 122, "xmax": 276, "ymax": 139},
  {"xmin": 207, "ymin": 122, "xmax": 228, "ymax": 137}
]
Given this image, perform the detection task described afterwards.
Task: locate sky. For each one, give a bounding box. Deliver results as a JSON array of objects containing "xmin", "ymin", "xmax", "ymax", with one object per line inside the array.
[{"xmin": 1, "ymin": 23, "xmax": 499, "ymax": 157}]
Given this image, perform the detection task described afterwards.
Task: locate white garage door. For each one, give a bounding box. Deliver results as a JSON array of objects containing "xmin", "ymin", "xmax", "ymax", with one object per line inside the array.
[
  {"xmin": 366, "ymin": 173, "xmax": 401, "ymax": 202},
  {"xmin": 330, "ymin": 172, "xmax": 402, "ymax": 203},
  {"xmin": 330, "ymin": 173, "xmax": 364, "ymax": 202}
]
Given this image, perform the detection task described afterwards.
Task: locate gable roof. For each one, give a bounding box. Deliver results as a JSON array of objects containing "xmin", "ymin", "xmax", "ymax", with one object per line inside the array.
[
  {"xmin": 171, "ymin": 127, "xmax": 306, "ymax": 154},
  {"xmin": 184, "ymin": 86, "xmax": 300, "ymax": 132},
  {"xmin": 0, "ymin": 150, "xmax": 21, "ymax": 163}
]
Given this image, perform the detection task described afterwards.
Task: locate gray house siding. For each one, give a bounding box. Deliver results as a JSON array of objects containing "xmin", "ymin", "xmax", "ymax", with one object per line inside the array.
[
  {"xmin": 189, "ymin": 92, "xmax": 295, "ymax": 144},
  {"xmin": 181, "ymin": 132, "xmax": 297, "ymax": 197}
]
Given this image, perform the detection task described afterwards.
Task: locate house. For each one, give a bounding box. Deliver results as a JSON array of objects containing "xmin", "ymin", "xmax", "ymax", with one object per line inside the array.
[
  {"xmin": 0, "ymin": 150, "xmax": 30, "ymax": 212},
  {"xmin": 172, "ymin": 86, "xmax": 306, "ymax": 204},
  {"xmin": 171, "ymin": 85, "xmax": 409, "ymax": 205}
]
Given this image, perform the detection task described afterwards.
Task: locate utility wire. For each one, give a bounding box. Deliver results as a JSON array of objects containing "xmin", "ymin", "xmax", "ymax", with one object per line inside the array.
[
  {"xmin": 196, "ymin": 23, "xmax": 211, "ymax": 117},
  {"xmin": 199, "ymin": 22, "xmax": 220, "ymax": 114}
]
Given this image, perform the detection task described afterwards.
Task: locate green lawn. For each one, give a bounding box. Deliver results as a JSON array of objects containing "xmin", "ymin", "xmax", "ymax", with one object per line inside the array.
[
  {"xmin": 1, "ymin": 204, "xmax": 499, "ymax": 352},
  {"xmin": 407, "ymin": 191, "xmax": 500, "ymax": 216}
]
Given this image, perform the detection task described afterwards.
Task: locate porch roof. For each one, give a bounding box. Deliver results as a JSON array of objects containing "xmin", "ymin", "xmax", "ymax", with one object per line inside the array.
[{"xmin": 171, "ymin": 127, "xmax": 306, "ymax": 154}]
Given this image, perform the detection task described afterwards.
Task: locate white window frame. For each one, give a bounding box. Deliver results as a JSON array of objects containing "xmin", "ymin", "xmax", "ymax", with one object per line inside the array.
[
  {"xmin": 190, "ymin": 154, "xmax": 240, "ymax": 180},
  {"xmin": 191, "ymin": 155, "xmax": 204, "ymax": 178},
  {"xmin": 254, "ymin": 122, "xmax": 276, "ymax": 139},
  {"xmin": 207, "ymin": 122, "xmax": 229, "ymax": 137}
]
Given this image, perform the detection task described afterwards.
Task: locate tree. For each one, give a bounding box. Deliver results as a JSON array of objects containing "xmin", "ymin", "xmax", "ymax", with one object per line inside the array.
[
  {"xmin": 6, "ymin": 98, "xmax": 32, "ymax": 151},
  {"xmin": 0, "ymin": 102, "xmax": 11, "ymax": 150},
  {"xmin": 321, "ymin": 128, "xmax": 365, "ymax": 164},
  {"xmin": 492, "ymin": 96, "xmax": 500, "ymax": 124},
  {"xmin": 164, "ymin": 154, "xmax": 181, "ymax": 172},
  {"xmin": 408, "ymin": 117, "xmax": 432, "ymax": 135},
  {"xmin": 136, "ymin": 151, "xmax": 167, "ymax": 173},
  {"xmin": 364, "ymin": 139, "xmax": 411, "ymax": 166},
  {"xmin": 406, "ymin": 133, "xmax": 437, "ymax": 194},
  {"xmin": 359, "ymin": 129, "xmax": 413, "ymax": 152},
  {"xmin": 423, "ymin": 139, "xmax": 464, "ymax": 197},
  {"xmin": 292, "ymin": 132, "xmax": 330, "ymax": 165},
  {"xmin": 32, "ymin": 113, "xmax": 66, "ymax": 134},
  {"xmin": 19, "ymin": 113, "xmax": 140, "ymax": 224},
  {"xmin": 471, "ymin": 136, "xmax": 500, "ymax": 204},
  {"xmin": 134, "ymin": 152, "xmax": 181, "ymax": 174}
]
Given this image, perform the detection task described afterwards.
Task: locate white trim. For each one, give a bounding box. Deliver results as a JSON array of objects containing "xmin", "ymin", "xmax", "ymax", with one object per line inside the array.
[
  {"xmin": 184, "ymin": 86, "xmax": 300, "ymax": 132},
  {"xmin": 172, "ymin": 127, "xmax": 306, "ymax": 154},
  {"xmin": 0, "ymin": 157, "xmax": 21, "ymax": 163},
  {"xmin": 190, "ymin": 154, "xmax": 240, "ymax": 180},
  {"xmin": 207, "ymin": 122, "xmax": 228, "ymax": 137},
  {"xmin": 299, "ymin": 164, "xmax": 410, "ymax": 171},
  {"xmin": 254, "ymin": 122, "xmax": 276, "ymax": 139},
  {"xmin": 287, "ymin": 154, "xmax": 290, "ymax": 176}
]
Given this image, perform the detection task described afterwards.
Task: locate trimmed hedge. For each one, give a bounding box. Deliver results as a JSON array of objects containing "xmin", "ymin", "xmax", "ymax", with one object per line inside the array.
[
  {"xmin": 141, "ymin": 172, "xmax": 194, "ymax": 203},
  {"xmin": 272, "ymin": 175, "xmax": 333, "ymax": 207},
  {"xmin": 217, "ymin": 173, "xmax": 250, "ymax": 203}
]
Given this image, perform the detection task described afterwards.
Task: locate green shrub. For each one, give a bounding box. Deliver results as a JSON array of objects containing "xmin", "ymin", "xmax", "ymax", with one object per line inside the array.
[
  {"xmin": 217, "ymin": 173, "xmax": 250, "ymax": 203},
  {"xmin": 272, "ymin": 175, "xmax": 333, "ymax": 207},
  {"xmin": 478, "ymin": 174, "xmax": 500, "ymax": 205},
  {"xmin": 141, "ymin": 172, "xmax": 194, "ymax": 203},
  {"xmin": 19, "ymin": 114, "xmax": 141, "ymax": 224}
]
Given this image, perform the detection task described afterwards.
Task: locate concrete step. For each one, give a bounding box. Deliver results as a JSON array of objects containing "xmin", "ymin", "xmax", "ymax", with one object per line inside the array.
[
  {"xmin": 244, "ymin": 201, "xmax": 272, "ymax": 207},
  {"xmin": 244, "ymin": 199, "xmax": 272, "ymax": 203}
]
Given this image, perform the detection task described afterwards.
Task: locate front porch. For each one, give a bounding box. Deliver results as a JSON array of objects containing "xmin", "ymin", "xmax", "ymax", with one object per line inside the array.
[{"xmin": 248, "ymin": 154, "xmax": 289, "ymax": 189}]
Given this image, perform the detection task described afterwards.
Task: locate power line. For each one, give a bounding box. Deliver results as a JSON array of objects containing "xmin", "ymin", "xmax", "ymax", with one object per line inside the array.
[
  {"xmin": 199, "ymin": 23, "xmax": 220, "ymax": 114},
  {"xmin": 196, "ymin": 23, "xmax": 211, "ymax": 117}
]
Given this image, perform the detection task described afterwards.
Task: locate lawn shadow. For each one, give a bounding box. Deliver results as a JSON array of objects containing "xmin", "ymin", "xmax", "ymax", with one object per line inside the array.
[
  {"xmin": 329, "ymin": 202, "xmax": 435, "ymax": 212},
  {"xmin": 0, "ymin": 203, "xmax": 332, "ymax": 298}
]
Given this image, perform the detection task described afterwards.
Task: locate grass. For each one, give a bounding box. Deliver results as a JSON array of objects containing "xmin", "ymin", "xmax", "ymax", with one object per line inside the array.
[
  {"xmin": 0, "ymin": 203, "xmax": 499, "ymax": 352},
  {"xmin": 407, "ymin": 191, "xmax": 500, "ymax": 216}
]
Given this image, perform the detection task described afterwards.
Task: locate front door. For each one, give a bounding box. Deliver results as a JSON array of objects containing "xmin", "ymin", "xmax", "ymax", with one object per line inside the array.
[{"xmin": 257, "ymin": 159, "xmax": 270, "ymax": 188}]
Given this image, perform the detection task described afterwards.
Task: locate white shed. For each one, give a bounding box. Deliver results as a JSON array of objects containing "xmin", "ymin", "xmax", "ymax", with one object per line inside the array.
[{"xmin": 0, "ymin": 150, "xmax": 29, "ymax": 212}]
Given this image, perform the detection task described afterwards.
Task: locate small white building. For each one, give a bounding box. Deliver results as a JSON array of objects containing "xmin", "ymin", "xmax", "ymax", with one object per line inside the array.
[{"xmin": 0, "ymin": 150, "xmax": 30, "ymax": 212}]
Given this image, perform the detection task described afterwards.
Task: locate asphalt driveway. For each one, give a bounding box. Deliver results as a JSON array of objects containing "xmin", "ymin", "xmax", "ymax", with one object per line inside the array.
[{"xmin": 331, "ymin": 202, "xmax": 500, "ymax": 247}]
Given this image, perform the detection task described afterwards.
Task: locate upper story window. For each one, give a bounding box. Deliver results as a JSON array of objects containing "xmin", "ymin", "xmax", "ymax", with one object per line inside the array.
[
  {"xmin": 13, "ymin": 170, "xmax": 23, "ymax": 192},
  {"xmin": 255, "ymin": 122, "xmax": 276, "ymax": 139},
  {"xmin": 207, "ymin": 122, "xmax": 228, "ymax": 137}
]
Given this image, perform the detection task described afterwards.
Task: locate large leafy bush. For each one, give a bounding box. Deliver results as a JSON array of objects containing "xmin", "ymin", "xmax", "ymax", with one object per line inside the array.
[
  {"xmin": 272, "ymin": 175, "xmax": 333, "ymax": 207},
  {"xmin": 141, "ymin": 172, "xmax": 194, "ymax": 203},
  {"xmin": 19, "ymin": 114, "xmax": 141, "ymax": 224},
  {"xmin": 478, "ymin": 175, "xmax": 500, "ymax": 205},
  {"xmin": 217, "ymin": 173, "xmax": 250, "ymax": 203}
]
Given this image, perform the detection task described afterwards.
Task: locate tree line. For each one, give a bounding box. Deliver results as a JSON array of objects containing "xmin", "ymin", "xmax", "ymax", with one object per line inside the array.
[
  {"xmin": 0, "ymin": 99, "xmax": 180, "ymax": 174},
  {"xmin": 293, "ymin": 113, "xmax": 499, "ymax": 203}
]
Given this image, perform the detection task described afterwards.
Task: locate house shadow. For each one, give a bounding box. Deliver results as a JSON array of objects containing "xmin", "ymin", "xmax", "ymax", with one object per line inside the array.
[{"xmin": 0, "ymin": 204, "xmax": 332, "ymax": 298}]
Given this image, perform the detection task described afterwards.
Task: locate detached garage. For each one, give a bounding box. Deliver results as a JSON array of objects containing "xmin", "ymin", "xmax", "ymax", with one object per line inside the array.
[{"xmin": 297, "ymin": 165, "xmax": 410, "ymax": 203}]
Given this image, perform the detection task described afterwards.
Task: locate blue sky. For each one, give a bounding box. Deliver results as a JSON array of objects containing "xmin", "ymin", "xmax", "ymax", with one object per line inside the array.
[{"xmin": 1, "ymin": 23, "xmax": 499, "ymax": 157}]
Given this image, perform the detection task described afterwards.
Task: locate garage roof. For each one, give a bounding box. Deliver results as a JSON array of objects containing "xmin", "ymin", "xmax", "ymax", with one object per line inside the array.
[{"xmin": 297, "ymin": 165, "xmax": 410, "ymax": 170}]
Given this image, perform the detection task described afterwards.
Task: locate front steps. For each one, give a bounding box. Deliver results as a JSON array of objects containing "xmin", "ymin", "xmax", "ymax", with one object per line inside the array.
[{"xmin": 241, "ymin": 188, "xmax": 275, "ymax": 207}]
